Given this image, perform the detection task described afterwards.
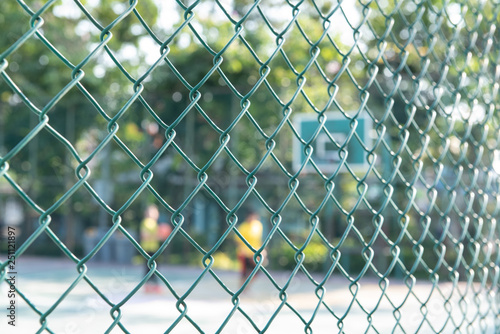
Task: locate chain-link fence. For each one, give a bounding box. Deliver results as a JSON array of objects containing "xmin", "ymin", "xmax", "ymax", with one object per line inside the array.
[{"xmin": 1, "ymin": 0, "xmax": 499, "ymax": 333}]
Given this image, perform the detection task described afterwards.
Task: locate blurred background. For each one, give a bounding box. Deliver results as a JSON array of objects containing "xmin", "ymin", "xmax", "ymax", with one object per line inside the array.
[{"xmin": 0, "ymin": 0, "xmax": 498, "ymax": 282}]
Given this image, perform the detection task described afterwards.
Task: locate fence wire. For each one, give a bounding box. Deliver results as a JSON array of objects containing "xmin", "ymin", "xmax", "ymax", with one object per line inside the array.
[{"xmin": 0, "ymin": 0, "xmax": 499, "ymax": 333}]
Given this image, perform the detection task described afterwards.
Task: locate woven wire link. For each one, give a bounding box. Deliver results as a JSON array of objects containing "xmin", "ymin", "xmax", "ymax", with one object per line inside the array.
[{"xmin": 0, "ymin": 0, "xmax": 499, "ymax": 333}]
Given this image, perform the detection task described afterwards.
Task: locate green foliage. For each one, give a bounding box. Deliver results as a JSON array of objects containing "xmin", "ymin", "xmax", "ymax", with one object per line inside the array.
[
  {"xmin": 210, "ymin": 251, "xmax": 239, "ymax": 271},
  {"xmin": 270, "ymin": 234, "xmax": 329, "ymax": 272}
]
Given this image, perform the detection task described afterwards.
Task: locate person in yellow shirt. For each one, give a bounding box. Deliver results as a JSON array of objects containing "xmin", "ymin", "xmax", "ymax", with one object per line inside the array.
[
  {"xmin": 235, "ymin": 212, "xmax": 264, "ymax": 285},
  {"xmin": 140, "ymin": 205, "xmax": 161, "ymax": 255},
  {"xmin": 140, "ymin": 204, "xmax": 171, "ymax": 293}
]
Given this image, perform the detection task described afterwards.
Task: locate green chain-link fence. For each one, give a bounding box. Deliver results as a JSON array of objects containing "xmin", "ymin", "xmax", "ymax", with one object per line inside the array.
[{"xmin": 1, "ymin": 0, "xmax": 499, "ymax": 332}]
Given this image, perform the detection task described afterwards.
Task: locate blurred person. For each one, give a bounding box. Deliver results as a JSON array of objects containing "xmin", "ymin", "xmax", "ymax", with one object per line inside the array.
[
  {"xmin": 140, "ymin": 204, "xmax": 171, "ymax": 293},
  {"xmin": 235, "ymin": 211, "xmax": 264, "ymax": 286}
]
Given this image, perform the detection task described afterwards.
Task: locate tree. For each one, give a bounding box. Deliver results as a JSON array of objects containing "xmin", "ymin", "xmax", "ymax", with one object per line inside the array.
[{"xmin": 0, "ymin": 0, "xmax": 158, "ymax": 254}]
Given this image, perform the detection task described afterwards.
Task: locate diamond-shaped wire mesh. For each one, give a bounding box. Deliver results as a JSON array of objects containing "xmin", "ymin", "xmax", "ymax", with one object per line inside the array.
[{"xmin": 0, "ymin": 0, "xmax": 499, "ymax": 333}]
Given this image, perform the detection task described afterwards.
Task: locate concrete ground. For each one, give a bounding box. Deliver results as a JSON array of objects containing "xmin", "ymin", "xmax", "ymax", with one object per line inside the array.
[{"xmin": 0, "ymin": 256, "xmax": 496, "ymax": 333}]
